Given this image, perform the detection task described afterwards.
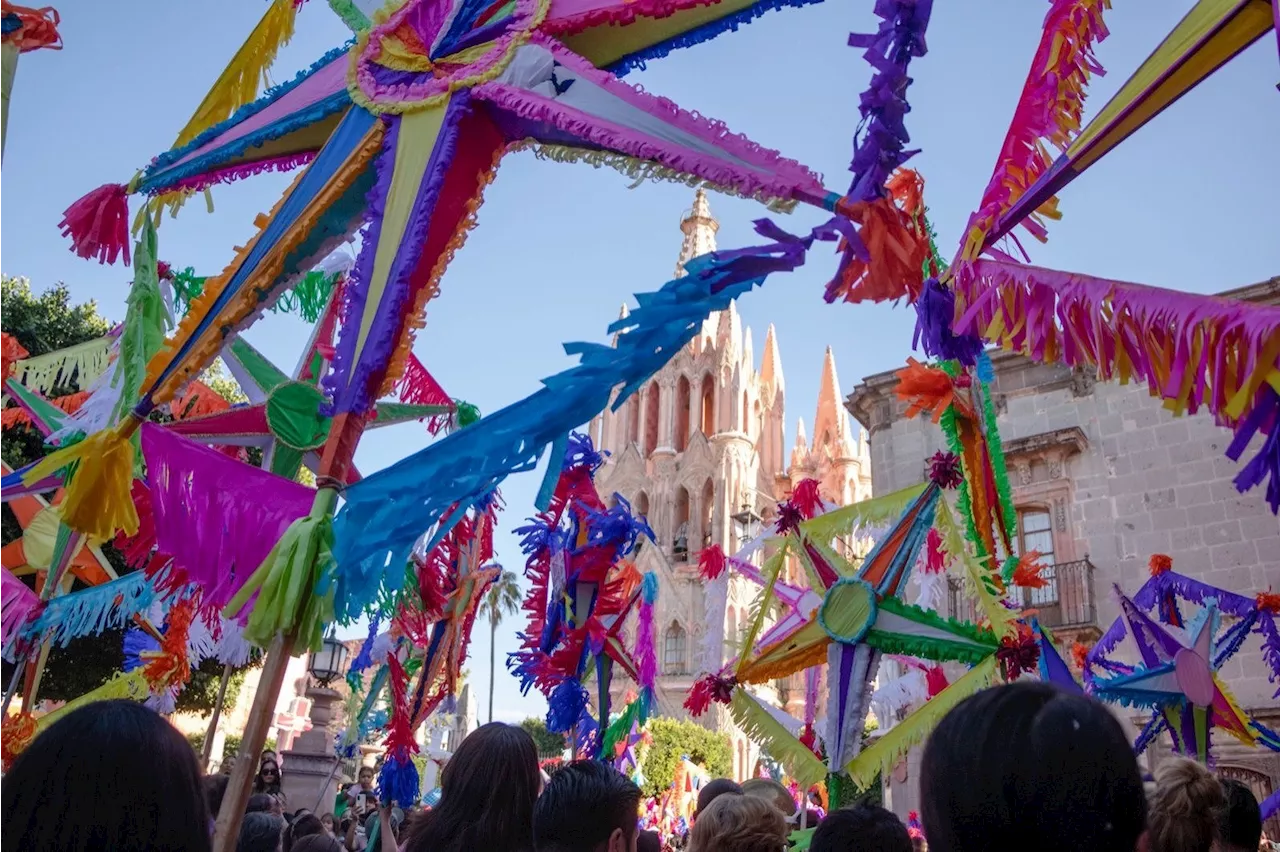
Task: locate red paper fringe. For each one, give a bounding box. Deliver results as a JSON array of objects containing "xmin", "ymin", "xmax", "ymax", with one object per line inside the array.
[
  {"xmin": 1149, "ymin": 554, "xmax": 1173, "ymax": 576},
  {"xmin": 698, "ymin": 544, "xmax": 727, "ymax": 581},
  {"xmin": 790, "ymin": 478, "xmax": 824, "ymax": 519},
  {"xmin": 59, "ymin": 183, "xmax": 132, "ymax": 266}
]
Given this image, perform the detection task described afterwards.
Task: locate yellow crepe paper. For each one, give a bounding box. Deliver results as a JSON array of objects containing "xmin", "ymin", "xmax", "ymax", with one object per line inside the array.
[
  {"xmin": 729, "ymin": 689, "xmax": 827, "ymax": 789},
  {"xmin": 170, "ymin": 0, "xmax": 301, "ymax": 148},
  {"xmin": 11, "ymin": 336, "xmax": 113, "ymax": 395},
  {"xmin": 845, "ymin": 655, "xmax": 1000, "ymax": 789},
  {"xmin": 800, "ymin": 483, "xmax": 928, "ymax": 543},
  {"xmin": 144, "ymin": 121, "xmax": 385, "ymax": 406},
  {"xmin": 21, "ymin": 420, "xmax": 140, "ymax": 542},
  {"xmin": 34, "ymin": 669, "xmax": 151, "ymax": 733},
  {"xmin": 934, "ymin": 499, "xmax": 1017, "ymax": 640}
]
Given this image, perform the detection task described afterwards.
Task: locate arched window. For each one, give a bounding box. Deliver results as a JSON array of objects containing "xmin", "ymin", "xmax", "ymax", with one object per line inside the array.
[
  {"xmin": 675, "ymin": 376, "xmax": 691, "ymax": 452},
  {"xmin": 627, "ymin": 396, "xmax": 641, "ymax": 447},
  {"xmin": 701, "ymin": 478, "xmax": 715, "ymax": 548},
  {"xmin": 700, "ymin": 374, "xmax": 715, "ymax": 437},
  {"xmin": 663, "ymin": 623, "xmax": 688, "ymax": 675},
  {"xmin": 644, "ymin": 383, "xmax": 661, "ymax": 456},
  {"xmin": 635, "ymin": 491, "xmax": 650, "ymax": 525},
  {"xmin": 673, "ymin": 486, "xmax": 690, "ymax": 558},
  {"xmin": 1016, "ymin": 507, "xmax": 1057, "ymax": 606}
]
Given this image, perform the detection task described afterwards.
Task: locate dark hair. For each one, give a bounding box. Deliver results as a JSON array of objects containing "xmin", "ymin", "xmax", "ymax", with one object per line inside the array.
[
  {"xmin": 921, "ymin": 682, "xmax": 1146, "ymax": 852},
  {"xmin": 1, "ymin": 700, "xmax": 211, "ymax": 852},
  {"xmin": 255, "ymin": 758, "xmax": 283, "ymax": 794},
  {"xmin": 290, "ymin": 835, "xmax": 343, "ymax": 852},
  {"xmin": 695, "ymin": 778, "xmax": 744, "ymax": 817},
  {"xmin": 1218, "ymin": 779, "xmax": 1262, "ymax": 852},
  {"xmin": 401, "ymin": 722, "xmax": 540, "ymax": 852},
  {"xmin": 247, "ymin": 794, "xmax": 277, "ymax": 814},
  {"xmin": 238, "ymin": 812, "xmax": 285, "ymax": 852},
  {"xmin": 811, "ymin": 806, "xmax": 911, "ymax": 852},
  {"xmin": 206, "ymin": 773, "xmax": 232, "ymax": 820},
  {"xmin": 637, "ymin": 829, "xmax": 663, "ymax": 852},
  {"xmin": 285, "ymin": 814, "xmax": 325, "ymax": 852},
  {"xmin": 534, "ymin": 760, "xmax": 642, "ymax": 852}
]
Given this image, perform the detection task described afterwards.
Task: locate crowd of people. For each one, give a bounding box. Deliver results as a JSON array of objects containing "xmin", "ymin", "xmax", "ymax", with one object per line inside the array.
[{"xmin": 1, "ymin": 683, "xmax": 1274, "ymax": 852}]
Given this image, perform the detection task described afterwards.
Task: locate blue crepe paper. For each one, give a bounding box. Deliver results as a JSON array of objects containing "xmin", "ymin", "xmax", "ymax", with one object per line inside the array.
[
  {"xmin": 22, "ymin": 570, "xmax": 161, "ymax": 650},
  {"xmin": 330, "ymin": 219, "xmax": 838, "ymax": 622}
]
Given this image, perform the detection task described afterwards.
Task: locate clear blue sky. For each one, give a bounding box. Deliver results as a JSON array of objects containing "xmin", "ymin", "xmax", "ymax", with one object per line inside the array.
[{"xmin": 3, "ymin": 1, "xmax": 1277, "ymax": 723}]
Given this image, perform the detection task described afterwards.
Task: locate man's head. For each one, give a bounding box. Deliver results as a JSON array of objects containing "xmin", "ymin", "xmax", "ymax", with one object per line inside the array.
[
  {"xmin": 534, "ymin": 760, "xmax": 641, "ymax": 852},
  {"xmin": 1217, "ymin": 779, "xmax": 1262, "ymax": 852},
  {"xmin": 694, "ymin": 778, "xmax": 743, "ymax": 820},
  {"xmin": 261, "ymin": 749, "xmax": 277, "ymax": 764},
  {"xmin": 811, "ymin": 806, "xmax": 911, "ymax": 852},
  {"xmin": 741, "ymin": 777, "xmax": 797, "ymax": 820}
]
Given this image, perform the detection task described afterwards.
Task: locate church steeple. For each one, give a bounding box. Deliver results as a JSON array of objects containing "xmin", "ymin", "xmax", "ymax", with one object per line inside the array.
[
  {"xmin": 813, "ymin": 346, "xmax": 849, "ymax": 456},
  {"xmin": 675, "ymin": 188, "xmax": 719, "ymax": 277},
  {"xmin": 760, "ymin": 324, "xmax": 784, "ymax": 400}
]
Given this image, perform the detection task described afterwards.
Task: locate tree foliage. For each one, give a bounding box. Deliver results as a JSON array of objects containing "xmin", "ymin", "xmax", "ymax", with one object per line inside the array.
[
  {"xmin": 1, "ymin": 275, "xmax": 112, "ymax": 360},
  {"xmin": 520, "ymin": 717, "xmax": 567, "ymax": 758},
  {"xmin": 639, "ymin": 717, "xmax": 732, "ymax": 798}
]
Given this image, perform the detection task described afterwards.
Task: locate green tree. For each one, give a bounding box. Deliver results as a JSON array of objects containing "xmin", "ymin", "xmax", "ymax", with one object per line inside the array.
[
  {"xmin": 1, "ymin": 275, "xmax": 111, "ymax": 359},
  {"xmin": 477, "ymin": 569, "xmax": 521, "ymax": 724},
  {"xmin": 639, "ymin": 717, "xmax": 732, "ymax": 798},
  {"xmin": 519, "ymin": 717, "xmax": 567, "ymax": 758}
]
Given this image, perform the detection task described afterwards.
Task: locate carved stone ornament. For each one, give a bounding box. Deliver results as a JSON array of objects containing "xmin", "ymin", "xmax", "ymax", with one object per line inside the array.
[{"xmin": 1017, "ymin": 462, "xmax": 1032, "ymax": 486}]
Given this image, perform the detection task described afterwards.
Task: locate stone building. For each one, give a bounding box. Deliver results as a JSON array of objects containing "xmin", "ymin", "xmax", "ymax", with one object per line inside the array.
[
  {"xmin": 846, "ymin": 277, "xmax": 1280, "ymax": 826},
  {"xmin": 589, "ymin": 189, "xmax": 872, "ymax": 781}
]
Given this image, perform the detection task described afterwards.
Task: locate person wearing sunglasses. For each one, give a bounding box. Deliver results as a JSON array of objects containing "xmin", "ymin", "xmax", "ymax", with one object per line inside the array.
[{"xmin": 255, "ymin": 757, "xmax": 289, "ymax": 813}]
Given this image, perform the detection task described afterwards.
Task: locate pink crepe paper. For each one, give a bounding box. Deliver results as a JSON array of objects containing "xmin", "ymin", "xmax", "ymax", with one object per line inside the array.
[
  {"xmin": 637, "ymin": 594, "xmax": 656, "ymax": 689},
  {"xmin": 159, "ymin": 151, "xmax": 318, "ymax": 195},
  {"xmin": 1, "ymin": 568, "xmax": 41, "ymax": 654},
  {"xmin": 140, "ymin": 423, "xmax": 316, "ymax": 610},
  {"xmin": 542, "ymin": 0, "xmax": 721, "ymax": 38}
]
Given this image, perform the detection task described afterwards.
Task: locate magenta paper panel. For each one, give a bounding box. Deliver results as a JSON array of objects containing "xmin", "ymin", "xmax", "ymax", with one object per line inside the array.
[
  {"xmin": 163, "ymin": 406, "xmax": 271, "ymax": 441},
  {"xmin": 167, "ymin": 53, "xmax": 349, "ymax": 170}
]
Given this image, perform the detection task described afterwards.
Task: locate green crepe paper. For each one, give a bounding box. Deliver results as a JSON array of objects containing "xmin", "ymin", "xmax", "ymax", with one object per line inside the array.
[
  {"xmin": 328, "ymin": 0, "xmax": 372, "ymax": 31},
  {"xmin": 866, "ymin": 597, "xmax": 999, "ymax": 666},
  {"xmin": 224, "ymin": 489, "xmax": 338, "ymax": 652},
  {"xmin": 799, "ymin": 483, "xmax": 928, "ymax": 543},
  {"xmin": 920, "ymin": 211, "xmax": 948, "ymax": 279},
  {"xmin": 265, "ymin": 381, "xmax": 330, "ymax": 450},
  {"xmin": 600, "ymin": 696, "xmax": 645, "ymax": 762},
  {"xmin": 170, "ymin": 268, "xmax": 339, "ymax": 324},
  {"xmin": 934, "ymin": 499, "xmax": 1017, "ymax": 639},
  {"xmin": 937, "ymin": 360, "xmax": 987, "ymax": 565},
  {"xmin": 117, "ymin": 219, "xmax": 173, "ymax": 471},
  {"xmin": 789, "ymin": 828, "xmax": 816, "ymax": 851},
  {"xmin": 452, "ymin": 400, "xmax": 481, "ymax": 429},
  {"xmin": 728, "ymin": 689, "xmax": 827, "ymax": 789},
  {"xmin": 978, "ymin": 372, "xmax": 1017, "ymax": 548}
]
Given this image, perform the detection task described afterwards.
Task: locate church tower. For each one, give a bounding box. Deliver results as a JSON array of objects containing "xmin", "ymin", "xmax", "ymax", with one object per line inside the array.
[{"xmin": 590, "ymin": 190, "xmax": 870, "ymax": 781}]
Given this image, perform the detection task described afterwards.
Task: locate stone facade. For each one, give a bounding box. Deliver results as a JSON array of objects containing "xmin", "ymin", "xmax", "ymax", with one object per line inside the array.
[
  {"xmin": 589, "ymin": 190, "xmax": 872, "ymax": 781},
  {"xmin": 846, "ymin": 277, "xmax": 1280, "ymax": 824}
]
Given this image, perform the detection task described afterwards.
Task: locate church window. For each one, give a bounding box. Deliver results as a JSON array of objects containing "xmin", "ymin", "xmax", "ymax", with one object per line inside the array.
[
  {"xmin": 701, "ymin": 479, "xmax": 715, "ymax": 548},
  {"xmin": 673, "ymin": 487, "xmax": 690, "ymax": 559},
  {"xmin": 1016, "ymin": 508, "xmax": 1057, "ymax": 606},
  {"xmin": 700, "ymin": 374, "xmax": 715, "ymax": 437},
  {"xmin": 676, "ymin": 376, "xmax": 691, "ymax": 452},
  {"xmin": 644, "ymin": 383, "xmax": 661, "ymax": 456},
  {"xmin": 627, "ymin": 396, "xmax": 640, "ymax": 448},
  {"xmin": 636, "ymin": 491, "xmax": 650, "ymax": 525},
  {"xmin": 663, "ymin": 623, "xmax": 688, "ymax": 675}
]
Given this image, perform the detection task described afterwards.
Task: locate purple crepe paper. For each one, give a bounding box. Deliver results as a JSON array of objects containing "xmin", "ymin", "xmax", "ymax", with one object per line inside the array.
[
  {"xmin": 1227, "ymin": 384, "xmax": 1280, "ymax": 513},
  {"xmin": 913, "ymin": 276, "xmax": 983, "ymax": 365},
  {"xmin": 1133, "ymin": 713, "xmax": 1166, "ymax": 755},
  {"xmin": 141, "ymin": 423, "xmax": 315, "ymax": 610},
  {"xmin": 1257, "ymin": 610, "xmax": 1280, "ymax": 698}
]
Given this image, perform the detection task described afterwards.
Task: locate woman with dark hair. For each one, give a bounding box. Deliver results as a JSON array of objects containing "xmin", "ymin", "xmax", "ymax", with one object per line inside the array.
[
  {"xmin": 921, "ymin": 682, "xmax": 1147, "ymax": 852},
  {"xmin": 255, "ymin": 757, "xmax": 288, "ymax": 811},
  {"xmin": 1, "ymin": 699, "xmax": 212, "ymax": 852},
  {"xmin": 285, "ymin": 813, "xmax": 326, "ymax": 852},
  {"xmin": 238, "ymin": 812, "xmax": 285, "ymax": 852},
  {"xmin": 399, "ymin": 722, "xmax": 540, "ymax": 852}
]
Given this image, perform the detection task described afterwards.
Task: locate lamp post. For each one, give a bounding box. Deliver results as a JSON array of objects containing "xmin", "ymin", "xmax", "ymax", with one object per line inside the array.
[
  {"xmin": 280, "ymin": 635, "xmax": 350, "ymax": 813},
  {"xmin": 730, "ymin": 503, "xmax": 763, "ymax": 553}
]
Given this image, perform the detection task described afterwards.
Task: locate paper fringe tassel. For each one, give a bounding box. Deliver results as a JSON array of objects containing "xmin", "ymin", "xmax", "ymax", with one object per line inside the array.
[
  {"xmin": 934, "ymin": 500, "xmax": 1017, "ymax": 640},
  {"xmin": 25, "ymin": 569, "xmax": 161, "ymax": 650},
  {"xmin": 847, "ymin": 656, "xmax": 1000, "ymax": 789},
  {"xmin": 47, "ymin": 343, "xmax": 124, "ymax": 446},
  {"xmin": 698, "ymin": 544, "xmax": 728, "ymax": 580},
  {"xmin": 223, "ymin": 500, "xmax": 336, "ymax": 653},
  {"xmin": 1, "ymin": 331, "xmax": 29, "ymax": 380},
  {"xmin": 10, "ymin": 335, "xmax": 113, "ymax": 395},
  {"xmin": 169, "ymin": 0, "xmax": 300, "ymax": 149},
  {"xmin": 33, "ymin": 669, "xmax": 152, "ymax": 735},
  {"xmin": 22, "ymin": 425, "xmax": 140, "ymax": 541},
  {"xmin": 0, "ymin": 711, "xmax": 36, "ymax": 772},
  {"xmin": 636, "ymin": 571, "xmax": 658, "ymax": 690},
  {"xmin": 729, "ymin": 689, "xmax": 827, "ymax": 788},
  {"xmin": 1, "ymin": 568, "xmax": 41, "ymax": 657},
  {"xmin": 59, "ymin": 182, "xmax": 131, "ymax": 265}
]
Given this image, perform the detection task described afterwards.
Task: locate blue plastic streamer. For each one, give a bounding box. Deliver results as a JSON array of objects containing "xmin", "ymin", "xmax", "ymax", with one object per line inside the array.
[
  {"xmin": 330, "ymin": 219, "xmax": 840, "ymax": 622},
  {"xmin": 22, "ymin": 569, "xmax": 161, "ymax": 650}
]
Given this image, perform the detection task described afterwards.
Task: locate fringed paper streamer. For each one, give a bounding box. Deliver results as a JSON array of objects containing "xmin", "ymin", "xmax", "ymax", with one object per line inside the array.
[
  {"xmin": 976, "ymin": 356, "xmax": 1018, "ymax": 543},
  {"xmin": 636, "ymin": 571, "xmax": 658, "ymax": 694},
  {"xmin": 223, "ymin": 490, "xmax": 336, "ymax": 653},
  {"xmin": 514, "ymin": 142, "xmax": 798, "ymax": 213},
  {"xmin": 1, "ymin": 331, "xmax": 29, "ymax": 379},
  {"xmin": 736, "ymin": 540, "xmax": 790, "ymax": 674},
  {"xmin": 160, "ymin": 151, "xmax": 318, "ymax": 197},
  {"xmin": 59, "ymin": 182, "xmax": 132, "ymax": 265},
  {"xmin": 25, "ymin": 569, "xmax": 160, "ymax": 649},
  {"xmin": 335, "ymin": 216, "xmax": 840, "ymax": 614},
  {"xmin": 826, "ymin": 176, "xmax": 930, "ymax": 305},
  {"xmin": 896, "ymin": 358, "xmax": 973, "ymax": 423},
  {"xmin": 169, "ymin": 0, "xmax": 301, "ymax": 148},
  {"xmin": 1, "ymin": 3, "xmax": 61, "ymax": 52},
  {"xmin": 934, "ymin": 500, "xmax": 1015, "ymax": 639},
  {"xmin": 1257, "ymin": 606, "xmax": 1280, "ymax": 698},
  {"xmin": 1228, "ymin": 384, "xmax": 1280, "ymax": 513},
  {"xmin": 10, "ymin": 334, "xmax": 113, "ymax": 395},
  {"xmin": 547, "ymin": 678, "xmax": 589, "ymax": 733},
  {"xmin": 1, "ymin": 568, "xmax": 40, "ymax": 656},
  {"xmin": 1, "ymin": 390, "xmax": 88, "ymax": 429},
  {"xmin": 600, "ymin": 697, "xmax": 645, "ymax": 763},
  {"xmin": 46, "ymin": 341, "xmax": 124, "ymax": 445},
  {"xmin": 729, "ymin": 689, "xmax": 826, "ymax": 788},
  {"xmin": 111, "ymin": 220, "xmax": 171, "ymax": 428},
  {"xmin": 700, "ymin": 569, "xmax": 729, "ymax": 671},
  {"xmin": 377, "ymin": 653, "xmax": 422, "ymax": 806},
  {"xmin": 21, "ymin": 421, "xmax": 140, "ymax": 541},
  {"xmin": 960, "ymin": 0, "xmax": 1110, "ymax": 260},
  {"xmin": 872, "ymin": 667, "xmax": 929, "ymax": 721},
  {"xmin": 0, "ymin": 711, "xmax": 36, "ymax": 772},
  {"xmin": 169, "ymin": 266, "xmax": 343, "ymax": 325},
  {"xmin": 867, "ymin": 598, "xmax": 1000, "ymax": 666},
  {"xmin": 800, "ymin": 483, "xmax": 928, "ymax": 543},
  {"xmin": 33, "ymin": 669, "xmax": 151, "ymax": 733},
  {"xmin": 846, "ymin": 655, "xmax": 1000, "ymax": 789},
  {"xmin": 698, "ymin": 544, "xmax": 727, "ymax": 580}
]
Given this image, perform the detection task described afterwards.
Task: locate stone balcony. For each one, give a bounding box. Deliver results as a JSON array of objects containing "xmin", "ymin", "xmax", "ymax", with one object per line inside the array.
[{"xmin": 947, "ymin": 558, "xmax": 1101, "ymax": 642}]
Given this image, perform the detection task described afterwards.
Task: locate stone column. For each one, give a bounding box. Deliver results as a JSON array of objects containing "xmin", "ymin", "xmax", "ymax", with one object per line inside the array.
[{"xmin": 280, "ymin": 685, "xmax": 343, "ymax": 814}]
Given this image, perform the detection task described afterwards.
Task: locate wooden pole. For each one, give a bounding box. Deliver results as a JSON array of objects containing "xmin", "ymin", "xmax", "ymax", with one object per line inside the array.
[
  {"xmin": 201, "ymin": 663, "xmax": 235, "ymax": 771},
  {"xmin": 212, "ymin": 632, "xmax": 295, "ymax": 852}
]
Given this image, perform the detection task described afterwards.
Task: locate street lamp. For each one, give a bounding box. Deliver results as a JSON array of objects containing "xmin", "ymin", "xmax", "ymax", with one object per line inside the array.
[
  {"xmin": 307, "ymin": 635, "xmax": 350, "ymax": 687},
  {"xmin": 730, "ymin": 503, "xmax": 763, "ymax": 548}
]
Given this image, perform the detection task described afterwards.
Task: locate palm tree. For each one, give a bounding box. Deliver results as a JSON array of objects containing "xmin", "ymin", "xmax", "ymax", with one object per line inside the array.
[{"xmin": 478, "ymin": 569, "xmax": 522, "ymax": 724}]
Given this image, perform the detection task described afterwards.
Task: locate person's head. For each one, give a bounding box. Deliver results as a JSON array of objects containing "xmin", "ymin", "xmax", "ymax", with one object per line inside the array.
[
  {"xmin": 1217, "ymin": 779, "xmax": 1262, "ymax": 852},
  {"xmin": 695, "ymin": 778, "xmax": 744, "ymax": 820},
  {"xmin": 811, "ymin": 806, "xmax": 911, "ymax": 852},
  {"xmin": 238, "ymin": 812, "xmax": 285, "ymax": 852},
  {"xmin": 1, "ymin": 699, "xmax": 211, "ymax": 852},
  {"xmin": 534, "ymin": 759, "xmax": 643, "ymax": 852},
  {"xmin": 358, "ymin": 765, "xmax": 375, "ymax": 787},
  {"xmin": 319, "ymin": 813, "xmax": 335, "ymax": 835},
  {"xmin": 921, "ymin": 682, "xmax": 1146, "ymax": 852},
  {"xmin": 257, "ymin": 758, "xmax": 283, "ymax": 791},
  {"xmin": 286, "ymin": 814, "xmax": 325, "ymax": 852},
  {"xmin": 247, "ymin": 794, "xmax": 277, "ymax": 814},
  {"xmin": 401, "ymin": 722, "xmax": 540, "ymax": 852},
  {"xmin": 1148, "ymin": 758, "xmax": 1226, "ymax": 852},
  {"xmin": 636, "ymin": 829, "xmax": 662, "ymax": 852},
  {"xmin": 207, "ymin": 773, "xmax": 232, "ymax": 820},
  {"xmin": 290, "ymin": 835, "xmax": 343, "ymax": 852},
  {"xmin": 688, "ymin": 792, "xmax": 788, "ymax": 852},
  {"xmin": 262, "ymin": 749, "xmax": 278, "ymax": 765},
  {"xmin": 741, "ymin": 777, "xmax": 797, "ymax": 820},
  {"xmin": 224, "ymin": 755, "xmax": 238, "ymax": 775}
]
